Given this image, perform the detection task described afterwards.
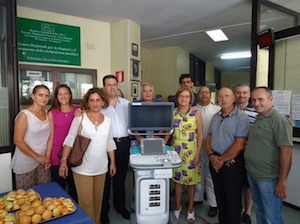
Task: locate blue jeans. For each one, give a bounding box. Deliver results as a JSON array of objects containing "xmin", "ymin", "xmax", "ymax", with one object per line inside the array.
[{"xmin": 247, "ymin": 174, "xmax": 283, "ymax": 224}]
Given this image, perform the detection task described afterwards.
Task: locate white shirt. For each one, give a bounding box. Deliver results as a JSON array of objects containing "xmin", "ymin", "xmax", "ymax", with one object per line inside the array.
[
  {"xmin": 63, "ymin": 113, "xmax": 116, "ymax": 176},
  {"xmin": 11, "ymin": 109, "xmax": 50, "ymax": 174},
  {"xmin": 194, "ymin": 103, "xmax": 220, "ymax": 154},
  {"xmin": 101, "ymin": 97, "xmax": 130, "ymax": 138}
]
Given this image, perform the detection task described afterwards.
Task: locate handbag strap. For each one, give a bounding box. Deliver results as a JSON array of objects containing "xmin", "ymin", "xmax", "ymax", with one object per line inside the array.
[{"xmin": 77, "ymin": 115, "xmax": 84, "ymax": 135}]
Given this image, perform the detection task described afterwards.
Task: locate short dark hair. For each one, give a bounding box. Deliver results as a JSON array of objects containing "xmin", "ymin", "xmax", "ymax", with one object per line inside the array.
[
  {"xmin": 102, "ymin": 74, "xmax": 118, "ymax": 86},
  {"xmin": 179, "ymin": 74, "xmax": 193, "ymax": 84},
  {"xmin": 198, "ymin": 86, "xmax": 211, "ymax": 94},
  {"xmin": 252, "ymin": 86, "xmax": 273, "ymax": 97}
]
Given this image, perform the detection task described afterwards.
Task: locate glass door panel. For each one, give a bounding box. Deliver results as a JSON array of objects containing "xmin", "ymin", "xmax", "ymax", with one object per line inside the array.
[
  {"xmin": 19, "ymin": 69, "xmax": 53, "ymax": 110},
  {"xmin": 0, "ymin": 4, "xmax": 10, "ymax": 147},
  {"xmin": 60, "ymin": 72, "xmax": 93, "ymax": 99}
]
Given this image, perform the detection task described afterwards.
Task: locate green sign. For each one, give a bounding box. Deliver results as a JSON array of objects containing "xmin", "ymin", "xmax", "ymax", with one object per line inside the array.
[{"xmin": 18, "ymin": 17, "xmax": 81, "ymax": 66}]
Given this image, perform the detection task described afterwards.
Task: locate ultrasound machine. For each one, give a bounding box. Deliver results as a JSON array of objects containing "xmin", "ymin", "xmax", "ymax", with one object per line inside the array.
[{"xmin": 128, "ymin": 102, "xmax": 182, "ymax": 224}]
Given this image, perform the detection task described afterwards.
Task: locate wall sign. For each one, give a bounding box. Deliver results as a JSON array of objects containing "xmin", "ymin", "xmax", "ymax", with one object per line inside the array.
[{"xmin": 17, "ymin": 17, "xmax": 81, "ymax": 66}]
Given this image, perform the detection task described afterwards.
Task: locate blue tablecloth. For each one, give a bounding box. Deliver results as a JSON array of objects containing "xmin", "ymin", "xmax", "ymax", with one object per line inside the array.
[{"xmin": 0, "ymin": 182, "xmax": 95, "ymax": 224}]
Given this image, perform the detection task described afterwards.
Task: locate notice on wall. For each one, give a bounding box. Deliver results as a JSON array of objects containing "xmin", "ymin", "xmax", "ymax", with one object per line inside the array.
[
  {"xmin": 272, "ymin": 90, "xmax": 291, "ymax": 116},
  {"xmin": 292, "ymin": 95, "xmax": 300, "ymax": 120},
  {"xmin": 17, "ymin": 17, "xmax": 81, "ymax": 66}
]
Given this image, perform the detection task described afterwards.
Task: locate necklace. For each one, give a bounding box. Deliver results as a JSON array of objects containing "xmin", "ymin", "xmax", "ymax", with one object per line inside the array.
[{"xmin": 177, "ymin": 106, "xmax": 190, "ymax": 117}]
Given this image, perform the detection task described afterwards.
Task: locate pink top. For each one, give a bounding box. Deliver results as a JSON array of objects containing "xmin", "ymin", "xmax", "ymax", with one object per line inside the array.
[
  {"xmin": 11, "ymin": 109, "xmax": 50, "ymax": 174},
  {"xmin": 50, "ymin": 106, "xmax": 78, "ymax": 166}
]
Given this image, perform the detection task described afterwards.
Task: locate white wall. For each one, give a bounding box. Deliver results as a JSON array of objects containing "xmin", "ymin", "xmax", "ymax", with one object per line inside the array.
[
  {"xmin": 221, "ymin": 71, "xmax": 250, "ymax": 89},
  {"xmin": 286, "ymin": 141, "xmax": 300, "ymax": 207},
  {"xmin": 256, "ymin": 48, "xmax": 269, "ymax": 86},
  {"xmin": 0, "ymin": 153, "xmax": 13, "ymax": 192},
  {"xmin": 141, "ymin": 46, "xmax": 189, "ymax": 101},
  {"xmin": 274, "ymin": 36, "xmax": 300, "ymax": 94}
]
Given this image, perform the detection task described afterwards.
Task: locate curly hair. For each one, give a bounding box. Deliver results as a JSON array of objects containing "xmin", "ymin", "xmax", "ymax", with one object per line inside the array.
[{"xmin": 80, "ymin": 87, "xmax": 109, "ymax": 110}]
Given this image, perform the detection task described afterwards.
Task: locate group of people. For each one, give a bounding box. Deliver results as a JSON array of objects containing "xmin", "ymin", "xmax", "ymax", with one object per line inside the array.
[
  {"xmin": 11, "ymin": 75, "xmax": 131, "ymax": 224},
  {"xmin": 165, "ymin": 74, "xmax": 292, "ymax": 224},
  {"xmin": 10, "ymin": 73, "xmax": 293, "ymax": 224}
]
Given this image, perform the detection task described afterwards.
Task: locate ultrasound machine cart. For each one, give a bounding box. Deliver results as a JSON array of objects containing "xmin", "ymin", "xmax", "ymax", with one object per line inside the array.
[{"xmin": 128, "ymin": 102, "xmax": 182, "ymax": 224}]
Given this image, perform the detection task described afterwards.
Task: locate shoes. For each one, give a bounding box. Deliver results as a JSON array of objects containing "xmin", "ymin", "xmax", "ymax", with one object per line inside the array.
[
  {"xmin": 185, "ymin": 200, "xmax": 203, "ymax": 207},
  {"xmin": 242, "ymin": 213, "xmax": 252, "ymax": 224},
  {"xmin": 207, "ymin": 206, "xmax": 218, "ymax": 217},
  {"xmin": 187, "ymin": 209, "xmax": 195, "ymax": 224},
  {"xmin": 174, "ymin": 206, "xmax": 182, "ymax": 219},
  {"xmin": 116, "ymin": 207, "xmax": 131, "ymax": 220}
]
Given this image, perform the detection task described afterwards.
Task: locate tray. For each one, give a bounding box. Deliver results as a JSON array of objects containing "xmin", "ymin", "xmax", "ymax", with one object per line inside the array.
[
  {"xmin": 0, "ymin": 189, "xmax": 41, "ymax": 212},
  {"xmin": 15, "ymin": 197, "xmax": 77, "ymax": 224}
]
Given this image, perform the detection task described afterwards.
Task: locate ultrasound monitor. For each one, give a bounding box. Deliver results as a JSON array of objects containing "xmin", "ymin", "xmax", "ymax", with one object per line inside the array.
[
  {"xmin": 128, "ymin": 102, "xmax": 174, "ymax": 134},
  {"xmin": 140, "ymin": 138, "xmax": 166, "ymax": 155}
]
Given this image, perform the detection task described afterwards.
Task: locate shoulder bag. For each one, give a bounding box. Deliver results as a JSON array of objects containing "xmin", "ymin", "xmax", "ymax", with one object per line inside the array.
[{"xmin": 58, "ymin": 116, "xmax": 91, "ymax": 167}]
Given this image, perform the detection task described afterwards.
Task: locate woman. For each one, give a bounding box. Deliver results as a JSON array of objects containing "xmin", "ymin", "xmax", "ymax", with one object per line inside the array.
[
  {"xmin": 165, "ymin": 87, "xmax": 203, "ymax": 223},
  {"xmin": 59, "ymin": 87, "xmax": 116, "ymax": 224},
  {"xmin": 11, "ymin": 84, "xmax": 51, "ymax": 189},
  {"xmin": 48, "ymin": 84, "xmax": 78, "ymax": 202}
]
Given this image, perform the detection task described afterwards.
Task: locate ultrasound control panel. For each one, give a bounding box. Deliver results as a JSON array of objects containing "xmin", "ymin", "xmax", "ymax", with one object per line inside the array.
[{"xmin": 130, "ymin": 144, "xmax": 181, "ymax": 169}]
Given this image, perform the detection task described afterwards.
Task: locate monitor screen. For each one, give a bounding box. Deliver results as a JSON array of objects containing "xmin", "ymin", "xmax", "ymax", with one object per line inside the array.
[
  {"xmin": 128, "ymin": 102, "xmax": 174, "ymax": 131},
  {"xmin": 140, "ymin": 138, "xmax": 166, "ymax": 155}
]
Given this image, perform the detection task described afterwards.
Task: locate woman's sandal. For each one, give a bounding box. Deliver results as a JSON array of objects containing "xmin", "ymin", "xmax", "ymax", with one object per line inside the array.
[
  {"xmin": 187, "ymin": 209, "xmax": 195, "ymax": 224},
  {"xmin": 174, "ymin": 206, "xmax": 182, "ymax": 220}
]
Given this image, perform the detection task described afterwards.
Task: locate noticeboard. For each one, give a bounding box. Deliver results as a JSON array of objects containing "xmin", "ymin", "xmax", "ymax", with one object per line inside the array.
[{"xmin": 17, "ymin": 17, "xmax": 81, "ymax": 66}]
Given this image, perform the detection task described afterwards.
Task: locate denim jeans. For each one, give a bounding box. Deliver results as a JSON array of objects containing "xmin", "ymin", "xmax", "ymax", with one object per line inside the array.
[{"xmin": 247, "ymin": 174, "xmax": 283, "ymax": 224}]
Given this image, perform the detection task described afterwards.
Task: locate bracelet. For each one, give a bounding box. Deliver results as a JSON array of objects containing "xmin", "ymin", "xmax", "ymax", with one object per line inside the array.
[
  {"xmin": 208, "ymin": 153, "xmax": 214, "ymax": 158},
  {"xmin": 60, "ymin": 157, "xmax": 67, "ymax": 161}
]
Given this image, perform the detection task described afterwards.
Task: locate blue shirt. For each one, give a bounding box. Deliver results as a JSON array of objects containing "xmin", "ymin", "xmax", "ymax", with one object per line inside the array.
[{"xmin": 208, "ymin": 106, "xmax": 249, "ymax": 154}]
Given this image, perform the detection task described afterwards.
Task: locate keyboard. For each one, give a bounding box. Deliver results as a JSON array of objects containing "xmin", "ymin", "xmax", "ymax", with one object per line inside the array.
[{"xmin": 130, "ymin": 151, "xmax": 181, "ymax": 169}]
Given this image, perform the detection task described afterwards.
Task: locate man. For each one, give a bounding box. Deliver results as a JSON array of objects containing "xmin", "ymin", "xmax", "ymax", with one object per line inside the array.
[
  {"xmin": 134, "ymin": 83, "xmax": 161, "ymax": 103},
  {"xmin": 101, "ymin": 75, "xmax": 131, "ymax": 223},
  {"xmin": 206, "ymin": 87, "xmax": 249, "ymax": 224},
  {"xmin": 245, "ymin": 87, "xmax": 293, "ymax": 224},
  {"xmin": 174, "ymin": 74, "xmax": 198, "ymax": 107},
  {"xmin": 194, "ymin": 86, "xmax": 220, "ymax": 217},
  {"xmin": 133, "ymin": 83, "xmax": 161, "ymax": 142},
  {"xmin": 235, "ymin": 83, "xmax": 258, "ymax": 224}
]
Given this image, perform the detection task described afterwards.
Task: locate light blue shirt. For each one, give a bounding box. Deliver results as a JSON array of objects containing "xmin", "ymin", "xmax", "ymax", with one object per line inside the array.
[
  {"xmin": 101, "ymin": 97, "xmax": 129, "ymax": 138},
  {"xmin": 208, "ymin": 106, "xmax": 249, "ymax": 154}
]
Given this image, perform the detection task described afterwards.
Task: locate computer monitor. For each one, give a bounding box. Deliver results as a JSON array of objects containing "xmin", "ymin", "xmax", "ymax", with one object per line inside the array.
[{"xmin": 128, "ymin": 102, "xmax": 174, "ymax": 133}]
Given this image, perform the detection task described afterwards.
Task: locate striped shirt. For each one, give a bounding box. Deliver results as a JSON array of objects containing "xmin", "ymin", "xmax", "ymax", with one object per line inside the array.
[{"xmin": 242, "ymin": 106, "xmax": 257, "ymax": 125}]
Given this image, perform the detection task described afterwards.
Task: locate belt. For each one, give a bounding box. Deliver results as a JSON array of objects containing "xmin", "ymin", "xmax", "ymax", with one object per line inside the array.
[{"xmin": 113, "ymin": 136, "xmax": 129, "ymax": 143}]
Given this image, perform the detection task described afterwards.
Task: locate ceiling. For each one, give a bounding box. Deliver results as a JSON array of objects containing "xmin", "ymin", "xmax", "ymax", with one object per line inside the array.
[{"xmin": 17, "ymin": 0, "xmax": 300, "ymax": 72}]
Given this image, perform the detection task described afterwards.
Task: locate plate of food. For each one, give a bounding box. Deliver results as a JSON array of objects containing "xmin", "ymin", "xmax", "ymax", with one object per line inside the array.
[
  {"xmin": 0, "ymin": 189, "xmax": 41, "ymax": 212},
  {"xmin": 15, "ymin": 197, "xmax": 76, "ymax": 224}
]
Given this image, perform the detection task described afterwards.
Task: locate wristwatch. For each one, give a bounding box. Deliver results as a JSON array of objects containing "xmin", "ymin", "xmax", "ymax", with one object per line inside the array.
[{"xmin": 208, "ymin": 153, "xmax": 214, "ymax": 158}]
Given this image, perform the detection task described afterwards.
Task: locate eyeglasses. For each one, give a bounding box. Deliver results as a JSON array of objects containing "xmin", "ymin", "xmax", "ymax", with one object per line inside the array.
[
  {"xmin": 199, "ymin": 91, "xmax": 210, "ymax": 95},
  {"xmin": 178, "ymin": 95, "xmax": 191, "ymax": 99}
]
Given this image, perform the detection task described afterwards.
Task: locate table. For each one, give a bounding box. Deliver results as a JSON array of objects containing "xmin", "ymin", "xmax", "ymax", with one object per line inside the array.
[{"xmin": 0, "ymin": 182, "xmax": 95, "ymax": 224}]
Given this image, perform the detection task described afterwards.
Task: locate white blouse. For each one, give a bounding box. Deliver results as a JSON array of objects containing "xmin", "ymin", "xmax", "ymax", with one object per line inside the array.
[{"xmin": 63, "ymin": 113, "xmax": 116, "ymax": 176}]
